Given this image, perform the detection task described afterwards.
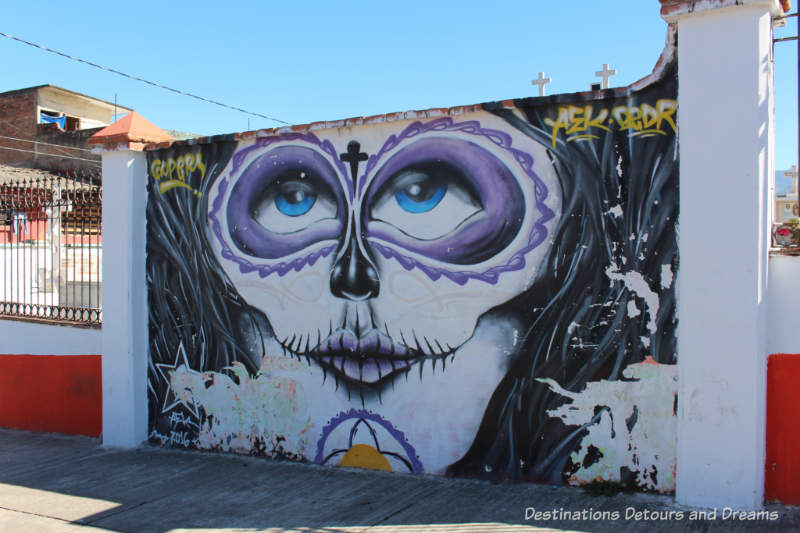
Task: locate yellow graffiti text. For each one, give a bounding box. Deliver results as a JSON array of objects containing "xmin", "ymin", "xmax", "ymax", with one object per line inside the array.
[
  {"xmin": 150, "ymin": 152, "xmax": 206, "ymax": 197},
  {"xmin": 544, "ymin": 99, "xmax": 677, "ymax": 147},
  {"xmin": 612, "ymin": 99, "xmax": 677, "ymax": 138},
  {"xmin": 544, "ymin": 105, "xmax": 610, "ymax": 148}
]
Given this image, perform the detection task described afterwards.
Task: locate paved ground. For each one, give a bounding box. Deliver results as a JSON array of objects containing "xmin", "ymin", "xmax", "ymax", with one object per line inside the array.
[{"xmin": 0, "ymin": 429, "xmax": 798, "ymax": 533}]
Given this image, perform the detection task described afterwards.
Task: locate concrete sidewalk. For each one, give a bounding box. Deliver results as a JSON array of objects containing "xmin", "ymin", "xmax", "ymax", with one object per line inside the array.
[{"xmin": 0, "ymin": 429, "xmax": 797, "ymax": 533}]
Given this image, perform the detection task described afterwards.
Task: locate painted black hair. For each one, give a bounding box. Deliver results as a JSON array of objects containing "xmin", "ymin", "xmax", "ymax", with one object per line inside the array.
[
  {"xmin": 146, "ymin": 138, "xmax": 267, "ymax": 440},
  {"xmin": 446, "ymin": 61, "xmax": 678, "ymax": 483}
]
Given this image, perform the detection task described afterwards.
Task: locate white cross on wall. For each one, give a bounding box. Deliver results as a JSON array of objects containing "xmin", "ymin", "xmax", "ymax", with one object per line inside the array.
[
  {"xmin": 594, "ymin": 64, "xmax": 617, "ymax": 89},
  {"xmin": 531, "ymin": 72, "xmax": 552, "ymax": 97}
]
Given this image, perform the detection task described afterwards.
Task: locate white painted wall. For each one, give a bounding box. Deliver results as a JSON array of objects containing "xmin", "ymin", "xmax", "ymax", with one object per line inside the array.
[
  {"xmin": 101, "ymin": 149, "xmax": 148, "ymax": 448},
  {"xmin": 37, "ymin": 87, "xmax": 118, "ymax": 126},
  {"xmin": 669, "ymin": 0, "xmax": 777, "ymax": 510},
  {"xmin": 767, "ymin": 255, "xmax": 800, "ymax": 355},
  {"xmin": 0, "ymin": 319, "xmax": 100, "ymax": 355}
]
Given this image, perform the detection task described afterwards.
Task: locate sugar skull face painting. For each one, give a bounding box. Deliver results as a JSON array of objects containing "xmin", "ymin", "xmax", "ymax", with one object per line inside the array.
[
  {"xmin": 147, "ymin": 60, "xmax": 679, "ymax": 489},
  {"xmin": 209, "ymin": 116, "xmax": 560, "ymax": 393}
]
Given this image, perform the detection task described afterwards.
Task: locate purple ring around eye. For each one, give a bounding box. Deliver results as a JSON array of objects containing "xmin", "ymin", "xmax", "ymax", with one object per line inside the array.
[
  {"xmin": 364, "ymin": 138, "xmax": 525, "ymax": 265},
  {"xmin": 359, "ymin": 117, "xmax": 555, "ymax": 286},
  {"xmin": 226, "ymin": 146, "xmax": 345, "ymax": 259}
]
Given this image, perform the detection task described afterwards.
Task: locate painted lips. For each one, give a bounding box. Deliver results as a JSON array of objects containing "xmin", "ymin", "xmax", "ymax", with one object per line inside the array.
[{"xmin": 277, "ymin": 327, "xmax": 453, "ymax": 387}]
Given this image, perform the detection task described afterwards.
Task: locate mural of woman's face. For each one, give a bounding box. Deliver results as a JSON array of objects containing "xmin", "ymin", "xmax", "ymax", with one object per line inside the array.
[
  {"xmin": 151, "ymin": 72, "xmax": 678, "ymax": 485},
  {"xmin": 208, "ymin": 115, "xmax": 561, "ymax": 394}
]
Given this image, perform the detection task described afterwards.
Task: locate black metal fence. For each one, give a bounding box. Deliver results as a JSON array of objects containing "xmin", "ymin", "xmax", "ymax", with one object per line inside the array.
[{"xmin": 0, "ymin": 168, "xmax": 102, "ymax": 325}]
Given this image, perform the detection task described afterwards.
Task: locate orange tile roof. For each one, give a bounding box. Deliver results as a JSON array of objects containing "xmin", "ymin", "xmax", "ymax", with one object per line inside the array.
[{"xmin": 88, "ymin": 111, "xmax": 173, "ymax": 149}]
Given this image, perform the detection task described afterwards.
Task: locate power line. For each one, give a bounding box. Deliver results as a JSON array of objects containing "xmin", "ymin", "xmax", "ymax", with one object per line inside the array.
[
  {"xmin": 0, "ymin": 31, "xmax": 291, "ymax": 126},
  {"xmin": 0, "ymin": 134, "xmax": 96, "ymax": 154},
  {"xmin": 0, "ymin": 117, "xmax": 92, "ymax": 160},
  {"xmin": 0, "ymin": 118, "xmax": 97, "ymax": 162},
  {"xmin": 0, "ymin": 145, "xmax": 101, "ymax": 165},
  {"xmin": 0, "ymin": 118, "xmax": 97, "ymax": 161}
]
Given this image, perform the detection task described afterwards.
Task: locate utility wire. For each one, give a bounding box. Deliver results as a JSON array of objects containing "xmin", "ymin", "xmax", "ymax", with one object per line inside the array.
[
  {"xmin": 0, "ymin": 31, "xmax": 291, "ymax": 126},
  {"xmin": 0, "ymin": 134, "xmax": 96, "ymax": 154},
  {"xmin": 0, "ymin": 145, "xmax": 101, "ymax": 165},
  {"xmin": 0, "ymin": 117, "xmax": 94, "ymax": 160}
]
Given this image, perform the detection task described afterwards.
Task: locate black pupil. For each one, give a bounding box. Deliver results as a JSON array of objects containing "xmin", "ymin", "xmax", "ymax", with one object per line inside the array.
[
  {"xmin": 403, "ymin": 176, "xmax": 437, "ymax": 201},
  {"xmin": 282, "ymin": 186, "xmax": 307, "ymax": 204}
]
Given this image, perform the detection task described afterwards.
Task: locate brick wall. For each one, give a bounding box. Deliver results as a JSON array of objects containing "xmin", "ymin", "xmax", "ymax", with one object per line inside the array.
[
  {"xmin": 34, "ymin": 124, "xmax": 102, "ymax": 173},
  {"xmin": 0, "ymin": 91, "xmax": 37, "ymax": 166},
  {"xmin": 0, "ymin": 90, "xmax": 102, "ymax": 173}
]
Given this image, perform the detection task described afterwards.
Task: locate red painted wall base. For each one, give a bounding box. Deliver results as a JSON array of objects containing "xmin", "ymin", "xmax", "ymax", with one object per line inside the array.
[
  {"xmin": 766, "ymin": 353, "xmax": 800, "ymax": 505},
  {"xmin": 0, "ymin": 354, "xmax": 101, "ymax": 437}
]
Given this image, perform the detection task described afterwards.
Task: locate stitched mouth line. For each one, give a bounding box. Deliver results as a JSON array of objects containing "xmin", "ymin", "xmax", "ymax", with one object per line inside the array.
[{"xmin": 276, "ymin": 325, "xmax": 455, "ymax": 387}]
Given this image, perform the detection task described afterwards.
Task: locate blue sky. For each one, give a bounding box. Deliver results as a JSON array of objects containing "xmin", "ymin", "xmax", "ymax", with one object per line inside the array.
[{"xmin": 1, "ymin": 1, "xmax": 798, "ymax": 170}]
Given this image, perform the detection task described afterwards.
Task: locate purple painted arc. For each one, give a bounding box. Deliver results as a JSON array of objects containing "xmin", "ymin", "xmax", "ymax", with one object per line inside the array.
[
  {"xmin": 209, "ymin": 176, "xmax": 339, "ymax": 279},
  {"xmin": 230, "ymin": 132, "xmax": 352, "ymax": 199},
  {"xmin": 368, "ymin": 209, "xmax": 552, "ymax": 285},
  {"xmin": 359, "ymin": 117, "xmax": 556, "ymax": 285},
  {"xmin": 314, "ymin": 408, "xmax": 423, "ymax": 474},
  {"xmin": 364, "ymin": 116, "xmax": 551, "ymax": 213}
]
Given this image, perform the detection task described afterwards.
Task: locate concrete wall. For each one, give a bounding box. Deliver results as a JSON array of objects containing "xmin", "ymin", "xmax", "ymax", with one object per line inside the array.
[
  {"xmin": 37, "ymin": 86, "xmax": 115, "ymax": 127},
  {"xmin": 0, "ymin": 319, "xmax": 101, "ymax": 436},
  {"xmin": 667, "ymin": 0, "xmax": 780, "ymax": 511},
  {"xmin": 765, "ymin": 255, "xmax": 800, "ymax": 504},
  {"xmin": 89, "ymin": 0, "xmax": 784, "ymax": 512},
  {"xmin": 767, "ymin": 255, "xmax": 800, "ymax": 354},
  {"xmin": 143, "ymin": 64, "xmax": 680, "ymax": 491},
  {"xmin": 0, "ymin": 318, "xmax": 100, "ymax": 355}
]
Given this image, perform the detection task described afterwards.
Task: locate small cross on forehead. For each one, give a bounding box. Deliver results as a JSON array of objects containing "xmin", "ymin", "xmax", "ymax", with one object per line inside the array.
[{"xmin": 340, "ymin": 141, "xmax": 368, "ymax": 188}]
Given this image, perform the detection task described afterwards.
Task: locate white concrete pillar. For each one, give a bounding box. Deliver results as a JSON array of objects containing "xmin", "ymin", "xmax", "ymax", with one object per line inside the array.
[
  {"xmin": 100, "ymin": 149, "xmax": 148, "ymax": 447},
  {"xmin": 665, "ymin": 0, "xmax": 783, "ymax": 510}
]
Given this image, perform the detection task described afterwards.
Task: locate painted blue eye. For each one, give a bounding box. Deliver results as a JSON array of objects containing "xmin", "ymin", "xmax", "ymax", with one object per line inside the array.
[
  {"xmin": 275, "ymin": 186, "xmax": 316, "ymax": 217},
  {"xmin": 395, "ymin": 181, "xmax": 447, "ymax": 213}
]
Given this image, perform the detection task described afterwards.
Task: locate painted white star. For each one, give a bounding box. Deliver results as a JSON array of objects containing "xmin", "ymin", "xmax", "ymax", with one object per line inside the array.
[{"xmin": 155, "ymin": 341, "xmax": 202, "ymax": 419}]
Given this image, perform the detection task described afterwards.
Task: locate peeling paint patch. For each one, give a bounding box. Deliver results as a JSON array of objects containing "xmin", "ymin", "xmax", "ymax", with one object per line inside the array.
[
  {"xmin": 606, "ymin": 262, "xmax": 659, "ymax": 334},
  {"xmin": 537, "ymin": 357, "xmax": 677, "ymax": 492},
  {"xmin": 169, "ymin": 355, "xmax": 312, "ymax": 459},
  {"xmin": 660, "ymin": 264, "xmax": 674, "ymax": 289}
]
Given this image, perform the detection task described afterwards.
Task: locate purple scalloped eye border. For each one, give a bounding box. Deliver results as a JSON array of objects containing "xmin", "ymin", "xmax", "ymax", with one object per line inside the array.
[
  {"xmin": 208, "ymin": 118, "xmax": 555, "ymax": 285},
  {"xmin": 314, "ymin": 408, "xmax": 423, "ymax": 474},
  {"xmin": 208, "ymin": 133, "xmax": 344, "ymax": 278},
  {"xmin": 363, "ymin": 117, "xmax": 554, "ymax": 286}
]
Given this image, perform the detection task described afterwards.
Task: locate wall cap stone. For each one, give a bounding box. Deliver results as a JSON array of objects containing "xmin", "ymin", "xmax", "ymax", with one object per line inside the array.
[
  {"xmin": 88, "ymin": 111, "xmax": 173, "ymax": 152},
  {"xmin": 660, "ymin": 0, "xmax": 788, "ymax": 22}
]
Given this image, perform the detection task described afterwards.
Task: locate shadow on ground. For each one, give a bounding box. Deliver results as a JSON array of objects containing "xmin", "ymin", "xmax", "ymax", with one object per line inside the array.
[{"xmin": 0, "ymin": 429, "xmax": 796, "ymax": 533}]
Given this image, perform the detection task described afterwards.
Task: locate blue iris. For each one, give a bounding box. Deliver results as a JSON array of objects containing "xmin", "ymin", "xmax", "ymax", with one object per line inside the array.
[
  {"xmin": 395, "ymin": 182, "xmax": 446, "ymax": 213},
  {"xmin": 275, "ymin": 189, "xmax": 316, "ymax": 217}
]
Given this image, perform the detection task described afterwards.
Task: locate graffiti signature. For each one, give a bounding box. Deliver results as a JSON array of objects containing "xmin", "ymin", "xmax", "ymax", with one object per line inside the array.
[
  {"xmin": 149, "ymin": 427, "xmax": 200, "ymax": 448},
  {"xmin": 544, "ymin": 99, "xmax": 677, "ymax": 148},
  {"xmin": 150, "ymin": 152, "xmax": 206, "ymax": 196}
]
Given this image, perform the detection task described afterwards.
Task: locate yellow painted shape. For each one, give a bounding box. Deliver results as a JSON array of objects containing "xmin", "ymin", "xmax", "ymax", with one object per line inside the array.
[{"xmin": 338, "ymin": 444, "xmax": 392, "ymax": 472}]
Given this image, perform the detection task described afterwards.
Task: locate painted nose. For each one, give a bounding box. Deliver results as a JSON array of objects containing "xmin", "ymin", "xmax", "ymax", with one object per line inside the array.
[{"xmin": 330, "ymin": 229, "xmax": 380, "ymax": 301}]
